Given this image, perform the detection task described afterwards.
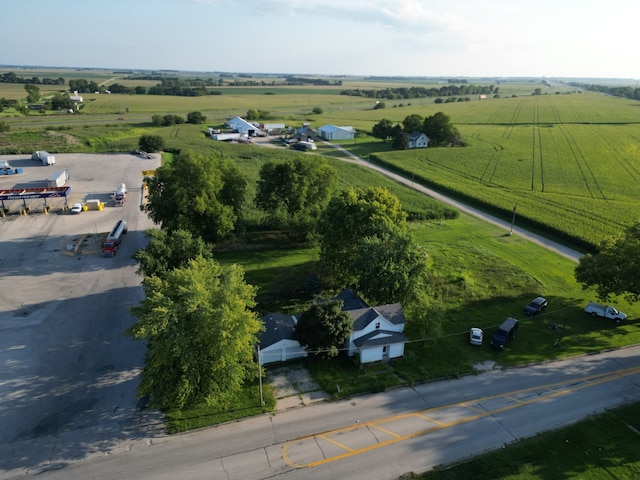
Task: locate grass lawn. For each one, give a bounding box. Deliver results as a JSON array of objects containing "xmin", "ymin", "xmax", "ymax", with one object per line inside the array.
[{"xmin": 418, "ymin": 401, "xmax": 640, "ymax": 479}]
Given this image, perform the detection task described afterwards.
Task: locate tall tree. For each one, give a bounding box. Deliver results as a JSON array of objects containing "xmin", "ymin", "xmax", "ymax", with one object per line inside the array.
[
  {"xmin": 24, "ymin": 84, "xmax": 40, "ymax": 103},
  {"xmin": 128, "ymin": 256, "xmax": 262, "ymax": 409},
  {"xmin": 255, "ymin": 157, "xmax": 336, "ymax": 234},
  {"xmin": 422, "ymin": 112, "xmax": 458, "ymax": 147},
  {"xmin": 575, "ymin": 222, "xmax": 640, "ymax": 302},
  {"xmin": 391, "ymin": 124, "xmax": 409, "ymax": 150},
  {"xmin": 402, "ymin": 114, "xmax": 424, "ymax": 133},
  {"xmin": 319, "ymin": 187, "xmax": 408, "ymax": 286},
  {"xmin": 371, "ymin": 118, "xmax": 394, "ymax": 141},
  {"xmin": 145, "ymin": 150, "xmax": 246, "ymax": 243},
  {"xmin": 134, "ymin": 229, "xmax": 214, "ymax": 279},
  {"xmin": 294, "ymin": 301, "xmax": 352, "ymax": 359},
  {"xmin": 353, "ymin": 229, "xmax": 428, "ymax": 305}
]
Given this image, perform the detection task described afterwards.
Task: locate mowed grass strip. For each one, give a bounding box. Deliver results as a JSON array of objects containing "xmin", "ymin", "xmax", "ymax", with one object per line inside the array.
[{"xmin": 418, "ymin": 401, "xmax": 640, "ymax": 479}]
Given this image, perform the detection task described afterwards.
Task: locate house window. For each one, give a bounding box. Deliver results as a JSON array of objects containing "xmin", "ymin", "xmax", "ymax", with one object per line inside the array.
[
  {"xmin": 375, "ymin": 322, "xmax": 380, "ymax": 329},
  {"xmin": 383, "ymin": 345, "xmax": 388, "ymax": 353}
]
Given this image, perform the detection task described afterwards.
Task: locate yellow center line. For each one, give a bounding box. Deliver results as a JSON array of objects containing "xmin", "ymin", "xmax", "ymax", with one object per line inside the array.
[{"xmin": 283, "ymin": 365, "xmax": 640, "ymax": 468}]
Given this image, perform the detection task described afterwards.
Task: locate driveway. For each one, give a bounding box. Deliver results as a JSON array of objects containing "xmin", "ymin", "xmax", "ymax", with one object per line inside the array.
[{"xmin": 266, "ymin": 364, "xmax": 330, "ymax": 410}]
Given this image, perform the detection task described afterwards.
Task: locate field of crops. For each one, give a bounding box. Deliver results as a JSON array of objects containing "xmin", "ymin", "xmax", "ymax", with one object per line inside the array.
[{"xmin": 375, "ymin": 92, "xmax": 640, "ymax": 250}]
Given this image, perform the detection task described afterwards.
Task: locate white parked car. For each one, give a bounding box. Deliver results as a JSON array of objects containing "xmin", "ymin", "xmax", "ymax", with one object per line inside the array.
[
  {"xmin": 70, "ymin": 203, "xmax": 83, "ymax": 214},
  {"xmin": 469, "ymin": 327, "xmax": 483, "ymax": 346}
]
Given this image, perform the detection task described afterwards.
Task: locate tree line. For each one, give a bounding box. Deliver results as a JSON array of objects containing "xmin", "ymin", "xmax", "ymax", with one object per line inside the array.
[
  {"xmin": 0, "ymin": 71, "xmax": 65, "ymax": 85},
  {"xmin": 567, "ymin": 81, "xmax": 640, "ymax": 101},
  {"xmin": 341, "ymin": 84, "xmax": 497, "ymax": 100}
]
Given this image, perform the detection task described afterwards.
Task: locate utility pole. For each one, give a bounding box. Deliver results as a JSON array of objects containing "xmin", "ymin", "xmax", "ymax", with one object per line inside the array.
[
  {"xmin": 509, "ymin": 202, "xmax": 518, "ymax": 235},
  {"xmin": 257, "ymin": 345, "xmax": 264, "ymax": 406}
]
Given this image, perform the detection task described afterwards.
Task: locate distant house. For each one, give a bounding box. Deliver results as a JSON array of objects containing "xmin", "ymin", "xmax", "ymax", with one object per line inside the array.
[
  {"xmin": 259, "ymin": 313, "xmax": 307, "ymax": 365},
  {"xmin": 317, "ymin": 124, "xmax": 355, "ymax": 141},
  {"xmin": 408, "ymin": 132, "xmax": 429, "ymax": 149},
  {"xmin": 291, "ymin": 125, "xmax": 318, "ymax": 142},
  {"xmin": 69, "ymin": 90, "xmax": 83, "ymax": 103}
]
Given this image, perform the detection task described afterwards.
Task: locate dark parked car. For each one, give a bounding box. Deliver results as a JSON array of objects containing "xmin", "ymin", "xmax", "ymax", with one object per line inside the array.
[
  {"xmin": 524, "ymin": 296, "xmax": 548, "ymax": 316},
  {"xmin": 490, "ymin": 317, "xmax": 519, "ymax": 351}
]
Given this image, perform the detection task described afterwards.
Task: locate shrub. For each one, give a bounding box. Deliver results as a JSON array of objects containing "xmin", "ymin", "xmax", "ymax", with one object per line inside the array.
[{"xmin": 139, "ymin": 134, "xmax": 165, "ymax": 152}]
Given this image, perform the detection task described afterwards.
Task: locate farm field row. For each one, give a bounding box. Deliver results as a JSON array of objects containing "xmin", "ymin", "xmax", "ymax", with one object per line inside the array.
[{"xmin": 370, "ymin": 94, "xmax": 640, "ymax": 249}]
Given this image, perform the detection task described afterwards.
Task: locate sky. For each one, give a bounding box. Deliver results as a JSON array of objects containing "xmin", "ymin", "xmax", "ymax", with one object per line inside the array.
[{"xmin": 1, "ymin": 0, "xmax": 637, "ymax": 79}]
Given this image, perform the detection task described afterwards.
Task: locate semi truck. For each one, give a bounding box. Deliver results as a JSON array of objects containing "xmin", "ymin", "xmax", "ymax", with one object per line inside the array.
[
  {"xmin": 46, "ymin": 170, "xmax": 68, "ymax": 188},
  {"xmin": 584, "ymin": 302, "xmax": 627, "ymax": 323},
  {"xmin": 102, "ymin": 219, "xmax": 128, "ymax": 256},
  {"xmin": 32, "ymin": 151, "xmax": 56, "ymax": 165}
]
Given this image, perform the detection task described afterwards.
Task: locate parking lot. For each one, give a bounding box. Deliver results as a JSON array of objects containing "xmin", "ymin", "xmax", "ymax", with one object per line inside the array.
[{"xmin": 0, "ymin": 153, "xmax": 164, "ymax": 474}]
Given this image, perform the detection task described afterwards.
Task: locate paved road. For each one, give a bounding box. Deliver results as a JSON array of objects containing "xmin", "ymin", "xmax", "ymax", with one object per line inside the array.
[
  {"xmin": 3, "ymin": 346, "xmax": 639, "ymax": 480},
  {"xmin": 326, "ymin": 142, "xmax": 584, "ymax": 263}
]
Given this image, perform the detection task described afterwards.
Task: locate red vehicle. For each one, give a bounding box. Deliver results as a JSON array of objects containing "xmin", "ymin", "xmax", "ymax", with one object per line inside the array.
[{"xmin": 102, "ymin": 220, "xmax": 127, "ymax": 256}]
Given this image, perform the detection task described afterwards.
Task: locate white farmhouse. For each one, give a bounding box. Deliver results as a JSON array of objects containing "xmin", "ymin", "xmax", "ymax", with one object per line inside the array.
[{"xmin": 408, "ymin": 132, "xmax": 429, "ymax": 149}]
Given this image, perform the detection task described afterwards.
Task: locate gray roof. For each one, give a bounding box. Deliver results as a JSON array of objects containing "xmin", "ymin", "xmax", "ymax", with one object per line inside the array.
[
  {"xmin": 348, "ymin": 303, "xmax": 406, "ymax": 331},
  {"xmin": 409, "ymin": 131, "xmax": 429, "ymax": 141},
  {"xmin": 259, "ymin": 313, "xmax": 298, "ymax": 348},
  {"xmin": 334, "ymin": 288, "xmax": 369, "ymax": 311},
  {"xmin": 353, "ymin": 329, "xmax": 408, "ymax": 348}
]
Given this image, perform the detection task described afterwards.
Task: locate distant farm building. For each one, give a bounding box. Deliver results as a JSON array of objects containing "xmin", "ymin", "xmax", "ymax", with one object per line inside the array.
[
  {"xmin": 317, "ymin": 124, "xmax": 355, "ymax": 141},
  {"xmin": 226, "ymin": 116, "xmax": 264, "ymax": 136},
  {"xmin": 408, "ymin": 132, "xmax": 429, "ymax": 149}
]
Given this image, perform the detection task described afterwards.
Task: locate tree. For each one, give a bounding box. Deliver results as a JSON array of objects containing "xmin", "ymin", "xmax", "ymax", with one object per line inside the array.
[
  {"xmin": 312, "ymin": 106, "xmax": 323, "ymax": 114},
  {"xmin": 371, "ymin": 118, "xmax": 394, "ymax": 141},
  {"xmin": 139, "ymin": 134, "xmax": 165, "ymax": 152},
  {"xmin": 391, "ymin": 124, "xmax": 409, "ymax": 150},
  {"xmin": 127, "ymin": 256, "xmax": 262, "ymax": 409},
  {"xmin": 319, "ymin": 187, "xmax": 408, "ymax": 286},
  {"xmin": 575, "ymin": 222, "xmax": 640, "ymax": 302},
  {"xmin": 134, "ymin": 229, "xmax": 214, "ymax": 279},
  {"xmin": 0, "ymin": 122, "xmax": 9, "ymax": 132},
  {"xmin": 373, "ymin": 101, "xmax": 386, "ymax": 109},
  {"xmin": 144, "ymin": 150, "xmax": 246, "ymax": 243},
  {"xmin": 402, "ymin": 114, "xmax": 424, "ymax": 133},
  {"xmin": 422, "ymin": 111, "xmax": 458, "ymax": 147},
  {"xmin": 50, "ymin": 93, "xmax": 74, "ymax": 110},
  {"xmin": 24, "ymin": 84, "xmax": 40, "ymax": 103},
  {"xmin": 294, "ymin": 301, "xmax": 352, "ymax": 359},
  {"xmin": 255, "ymin": 157, "xmax": 336, "ymax": 234},
  {"xmin": 353, "ymin": 229, "xmax": 428, "ymax": 305},
  {"xmin": 186, "ymin": 111, "xmax": 207, "ymax": 124},
  {"xmin": 151, "ymin": 115, "xmax": 163, "ymax": 127}
]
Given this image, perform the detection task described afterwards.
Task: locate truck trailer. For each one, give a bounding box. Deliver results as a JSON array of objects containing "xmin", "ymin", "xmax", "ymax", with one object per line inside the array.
[
  {"xmin": 32, "ymin": 151, "xmax": 56, "ymax": 165},
  {"xmin": 102, "ymin": 220, "xmax": 128, "ymax": 256},
  {"xmin": 46, "ymin": 170, "xmax": 68, "ymax": 188},
  {"xmin": 113, "ymin": 183, "xmax": 127, "ymax": 206}
]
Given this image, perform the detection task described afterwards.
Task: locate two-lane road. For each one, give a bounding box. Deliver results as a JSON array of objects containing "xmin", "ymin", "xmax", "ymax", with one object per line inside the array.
[{"xmin": 7, "ymin": 346, "xmax": 640, "ymax": 480}]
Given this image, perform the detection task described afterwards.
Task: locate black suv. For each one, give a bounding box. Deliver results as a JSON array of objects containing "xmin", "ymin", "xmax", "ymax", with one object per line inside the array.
[
  {"xmin": 524, "ymin": 296, "xmax": 548, "ymax": 316},
  {"xmin": 490, "ymin": 317, "xmax": 519, "ymax": 351}
]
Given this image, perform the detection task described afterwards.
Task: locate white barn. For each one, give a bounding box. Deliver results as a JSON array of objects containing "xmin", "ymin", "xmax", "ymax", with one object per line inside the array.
[
  {"xmin": 317, "ymin": 124, "xmax": 355, "ymax": 141},
  {"xmin": 227, "ymin": 116, "xmax": 264, "ymax": 136}
]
